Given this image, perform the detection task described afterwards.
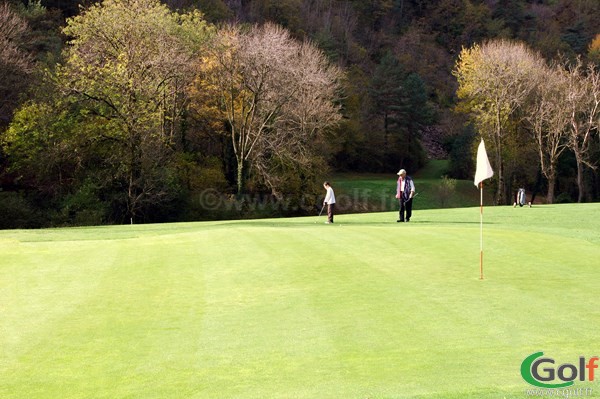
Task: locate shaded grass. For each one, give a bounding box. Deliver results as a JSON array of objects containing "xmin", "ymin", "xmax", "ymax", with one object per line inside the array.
[{"xmin": 1, "ymin": 204, "xmax": 599, "ymax": 398}]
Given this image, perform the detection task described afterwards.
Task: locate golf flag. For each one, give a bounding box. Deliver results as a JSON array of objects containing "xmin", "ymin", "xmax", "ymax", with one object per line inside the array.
[
  {"xmin": 474, "ymin": 139, "xmax": 493, "ymax": 280},
  {"xmin": 474, "ymin": 139, "xmax": 494, "ymax": 187}
]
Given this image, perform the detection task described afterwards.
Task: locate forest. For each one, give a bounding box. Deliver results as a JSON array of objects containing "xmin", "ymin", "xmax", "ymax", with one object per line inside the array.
[{"xmin": 1, "ymin": 0, "xmax": 599, "ymax": 228}]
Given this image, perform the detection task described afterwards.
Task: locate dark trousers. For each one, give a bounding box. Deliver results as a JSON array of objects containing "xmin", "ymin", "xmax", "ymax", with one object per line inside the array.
[
  {"xmin": 399, "ymin": 198, "xmax": 412, "ymax": 221},
  {"xmin": 327, "ymin": 203, "xmax": 335, "ymax": 223}
]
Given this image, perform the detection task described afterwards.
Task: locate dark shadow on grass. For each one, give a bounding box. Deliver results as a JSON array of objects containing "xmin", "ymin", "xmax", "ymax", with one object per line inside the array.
[
  {"xmin": 212, "ymin": 219, "xmax": 499, "ymax": 228},
  {"xmin": 198, "ymin": 211, "xmax": 506, "ymax": 228},
  {"xmin": 400, "ymin": 220, "xmax": 496, "ymax": 225},
  {"xmin": 330, "ymin": 219, "xmax": 496, "ymax": 225}
]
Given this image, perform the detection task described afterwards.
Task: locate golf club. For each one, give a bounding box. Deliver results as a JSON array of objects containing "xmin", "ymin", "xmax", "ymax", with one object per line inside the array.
[
  {"xmin": 404, "ymin": 192, "xmax": 419, "ymax": 205},
  {"xmin": 315, "ymin": 203, "xmax": 326, "ymax": 223}
]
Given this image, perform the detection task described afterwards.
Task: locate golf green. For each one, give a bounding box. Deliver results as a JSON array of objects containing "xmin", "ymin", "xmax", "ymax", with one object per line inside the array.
[{"xmin": 1, "ymin": 204, "xmax": 599, "ymax": 398}]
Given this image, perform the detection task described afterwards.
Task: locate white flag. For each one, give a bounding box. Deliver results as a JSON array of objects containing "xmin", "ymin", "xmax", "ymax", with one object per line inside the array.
[{"xmin": 474, "ymin": 139, "xmax": 494, "ymax": 187}]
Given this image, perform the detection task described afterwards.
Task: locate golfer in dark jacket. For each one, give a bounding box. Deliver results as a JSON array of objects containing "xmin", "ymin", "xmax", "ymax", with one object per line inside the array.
[{"xmin": 395, "ymin": 169, "xmax": 415, "ymax": 222}]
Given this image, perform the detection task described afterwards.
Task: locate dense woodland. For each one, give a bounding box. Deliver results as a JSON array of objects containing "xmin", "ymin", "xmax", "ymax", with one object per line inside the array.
[{"xmin": 1, "ymin": 0, "xmax": 599, "ymax": 228}]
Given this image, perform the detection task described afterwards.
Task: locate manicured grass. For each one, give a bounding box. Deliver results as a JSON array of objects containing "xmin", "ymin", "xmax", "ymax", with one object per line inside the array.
[{"xmin": 1, "ymin": 204, "xmax": 599, "ymax": 398}]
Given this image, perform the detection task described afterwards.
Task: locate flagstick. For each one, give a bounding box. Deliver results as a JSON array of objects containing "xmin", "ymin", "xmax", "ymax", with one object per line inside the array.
[
  {"xmin": 475, "ymin": 139, "xmax": 492, "ymax": 280},
  {"xmin": 480, "ymin": 182, "xmax": 484, "ymax": 280}
]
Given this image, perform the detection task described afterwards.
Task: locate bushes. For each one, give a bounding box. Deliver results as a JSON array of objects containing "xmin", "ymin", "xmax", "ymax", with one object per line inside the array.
[
  {"xmin": 0, "ymin": 191, "xmax": 44, "ymax": 229},
  {"xmin": 555, "ymin": 192, "xmax": 573, "ymax": 204},
  {"xmin": 436, "ymin": 175, "xmax": 457, "ymax": 208},
  {"xmin": 56, "ymin": 181, "xmax": 107, "ymax": 226}
]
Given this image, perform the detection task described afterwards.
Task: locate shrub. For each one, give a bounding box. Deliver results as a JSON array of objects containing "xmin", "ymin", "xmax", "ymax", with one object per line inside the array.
[
  {"xmin": 0, "ymin": 191, "xmax": 44, "ymax": 229},
  {"xmin": 437, "ymin": 175, "xmax": 457, "ymax": 208},
  {"xmin": 555, "ymin": 192, "xmax": 573, "ymax": 204}
]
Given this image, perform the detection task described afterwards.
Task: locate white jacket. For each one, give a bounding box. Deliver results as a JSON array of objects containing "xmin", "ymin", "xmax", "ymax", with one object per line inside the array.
[{"xmin": 324, "ymin": 187, "xmax": 336, "ymax": 204}]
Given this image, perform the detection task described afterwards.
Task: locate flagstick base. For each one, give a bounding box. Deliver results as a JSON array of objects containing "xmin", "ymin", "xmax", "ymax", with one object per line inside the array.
[{"xmin": 480, "ymin": 250, "xmax": 484, "ymax": 280}]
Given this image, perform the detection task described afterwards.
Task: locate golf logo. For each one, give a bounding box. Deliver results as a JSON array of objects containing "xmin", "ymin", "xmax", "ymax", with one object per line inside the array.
[{"xmin": 521, "ymin": 352, "xmax": 599, "ymax": 388}]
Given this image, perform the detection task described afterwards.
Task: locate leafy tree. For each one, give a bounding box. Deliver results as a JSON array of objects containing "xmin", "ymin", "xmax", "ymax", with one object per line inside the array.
[
  {"xmin": 454, "ymin": 39, "xmax": 545, "ymax": 204},
  {"xmin": 50, "ymin": 0, "xmax": 211, "ymax": 222},
  {"xmin": 330, "ymin": 64, "xmax": 371, "ymax": 171},
  {"xmin": 491, "ymin": 0, "xmax": 525, "ymax": 37},
  {"xmin": 247, "ymin": 0, "xmax": 302, "ymax": 33},
  {"xmin": 36, "ymin": 0, "xmax": 86, "ymax": 17},
  {"xmin": 369, "ymin": 52, "xmax": 433, "ymax": 171},
  {"xmin": 366, "ymin": 53, "xmax": 403, "ymax": 171},
  {"xmin": 369, "ymin": 52, "xmax": 405, "ymax": 149},
  {"xmin": 561, "ymin": 20, "xmax": 590, "ymax": 54},
  {"xmin": 460, "ymin": 0, "xmax": 492, "ymax": 47},
  {"xmin": 0, "ymin": 191, "xmax": 44, "ymax": 228},
  {"xmin": 162, "ymin": 0, "xmax": 232, "ymax": 22},
  {"xmin": 194, "ymin": 0, "xmax": 232, "ymax": 22},
  {"xmin": 350, "ymin": 0, "xmax": 394, "ymax": 31},
  {"xmin": 17, "ymin": 0, "xmax": 64, "ymax": 64},
  {"xmin": 3, "ymin": 97, "xmax": 79, "ymax": 197},
  {"xmin": 426, "ymin": 0, "xmax": 492, "ymax": 51},
  {"xmin": 394, "ymin": 24, "xmax": 456, "ymax": 107},
  {"xmin": 446, "ymin": 124, "xmax": 475, "ymax": 180},
  {"xmin": 394, "ymin": 72, "xmax": 432, "ymax": 170}
]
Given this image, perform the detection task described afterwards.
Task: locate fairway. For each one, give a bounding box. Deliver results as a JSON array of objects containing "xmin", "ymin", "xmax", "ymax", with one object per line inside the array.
[{"xmin": 1, "ymin": 204, "xmax": 599, "ymax": 398}]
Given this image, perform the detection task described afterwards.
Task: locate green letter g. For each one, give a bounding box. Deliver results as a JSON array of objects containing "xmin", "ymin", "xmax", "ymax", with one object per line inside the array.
[{"xmin": 521, "ymin": 352, "xmax": 574, "ymax": 389}]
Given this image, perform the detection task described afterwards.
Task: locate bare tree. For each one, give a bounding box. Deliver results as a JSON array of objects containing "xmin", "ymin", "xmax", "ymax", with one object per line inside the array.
[
  {"xmin": 563, "ymin": 57, "xmax": 600, "ymax": 202},
  {"xmin": 194, "ymin": 22, "xmax": 342, "ymax": 195},
  {"xmin": 526, "ymin": 64, "xmax": 570, "ymax": 204},
  {"xmin": 254, "ymin": 40, "xmax": 342, "ymax": 197}
]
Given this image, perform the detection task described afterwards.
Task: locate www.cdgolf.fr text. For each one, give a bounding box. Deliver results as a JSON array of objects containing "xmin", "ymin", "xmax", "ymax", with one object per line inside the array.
[{"xmin": 525, "ymin": 387, "xmax": 594, "ymax": 398}]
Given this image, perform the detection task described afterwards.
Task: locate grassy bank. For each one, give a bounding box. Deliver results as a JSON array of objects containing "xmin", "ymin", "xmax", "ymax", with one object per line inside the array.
[{"xmin": 332, "ymin": 160, "xmax": 493, "ymax": 212}]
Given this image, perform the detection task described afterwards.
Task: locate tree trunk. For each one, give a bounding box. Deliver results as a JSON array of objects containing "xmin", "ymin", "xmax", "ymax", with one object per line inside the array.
[
  {"xmin": 575, "ymin": 152, "xmax": 585, "ymax": 203},
  {"xmin": 494, "ymin": 140, "xmax": 505, "ymax": 205},
  {"xmin": 236, "ymin": 158, "xmax": 244, "ymax": 195},
  {"xmin": 496, "ymin": 160, "xmax": 505, "ymax": 205},
  {"xmin": 494, "ymin": 107, "xmax": 505, "ymax": 205},
  {"xmin": 128, "ymin": 171, "xmax": 136, "ymax": 223},
  {"xmin": 127, "ymin": 128, "xmax": 142, "ymax": 223},
  {"xmin": 546, "ymin": 167, "xmax": 556, "ymax": 204}
]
